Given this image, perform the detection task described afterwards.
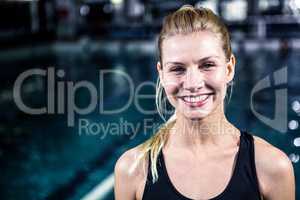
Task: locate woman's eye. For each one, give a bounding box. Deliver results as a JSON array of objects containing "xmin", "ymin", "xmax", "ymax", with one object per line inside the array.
[
  {"xmin": 170, "ymin": 66, "xmax": 185, "ymax": 73},
  {"xmin": 202, "ymin": 63, "xmax": 215, "ymax": 69}
]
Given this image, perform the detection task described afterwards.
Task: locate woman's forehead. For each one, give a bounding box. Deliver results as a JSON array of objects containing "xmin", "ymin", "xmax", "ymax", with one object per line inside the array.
[{"xmin": 161, "ymin": 32, "xmax": 225, "ymax": 63}]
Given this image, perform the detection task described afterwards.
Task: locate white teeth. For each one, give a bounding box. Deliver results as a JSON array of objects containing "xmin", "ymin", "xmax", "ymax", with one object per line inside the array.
[
  {"xmin": 183, "ymin": 95, "xmax": 209, "ymax": 103},
  {"xmin": 200, "ymin": 95, "xmax": 208, "ymax": 101}
]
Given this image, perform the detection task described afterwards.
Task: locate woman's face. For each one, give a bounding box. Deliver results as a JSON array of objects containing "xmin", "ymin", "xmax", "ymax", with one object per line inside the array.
[{"xmin": 158, "ymin": 31, "xmax": 235, "ymax": 120}]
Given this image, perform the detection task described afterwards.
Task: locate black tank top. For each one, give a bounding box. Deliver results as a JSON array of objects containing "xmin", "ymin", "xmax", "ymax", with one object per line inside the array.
[{"xmin": 142, "ymin": 131, "xmax": 262, "ymax": 200}]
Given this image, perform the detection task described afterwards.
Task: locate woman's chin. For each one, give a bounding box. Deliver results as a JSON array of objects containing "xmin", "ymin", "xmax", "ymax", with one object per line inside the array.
[
  {"xmin": 183, "ymin": 111, "xmax": 209, "ymax": 120},
  {"xmin": 176, "ymin": 103, "xmax": 210, "ymax": 119}
]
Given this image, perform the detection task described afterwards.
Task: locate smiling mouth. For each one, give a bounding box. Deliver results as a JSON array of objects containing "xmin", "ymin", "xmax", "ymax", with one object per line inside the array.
[{"xmin": 179, "ymin": 93, "xmax": 213, "ymax": 106}]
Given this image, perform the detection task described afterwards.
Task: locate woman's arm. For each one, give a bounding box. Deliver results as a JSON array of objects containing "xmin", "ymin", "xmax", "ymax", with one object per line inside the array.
[
  {"xmin": 114, "ymin": 147, "xmax": 148, "ymax": 200},
  {"xmin": 114, "ymin": 149, "xmax": 137, "ymax": 200},
  {"xmin": 263, "ymin": 150, "xmax": 295, "ymax": 200},
  {"xmin": 254, "ymin": 136, "xmax": 295, "ymax": 200}
]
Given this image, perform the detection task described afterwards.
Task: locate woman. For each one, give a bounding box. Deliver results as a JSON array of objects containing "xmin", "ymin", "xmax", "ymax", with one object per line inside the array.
[{"xmin": 114, "ymin": 5, "xmax": 295, "ymax": 200}]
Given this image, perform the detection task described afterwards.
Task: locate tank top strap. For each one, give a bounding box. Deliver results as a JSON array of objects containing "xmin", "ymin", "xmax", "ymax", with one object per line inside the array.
[
  {"xmin": 142, "ymin": 151, "xmax": 153, "ymax": 198},
  {"xmin": 235, "ymin": 130, "xmax": 250, "ymax": 168},
  {"xmin": 145, "ymin": 150, "xmax": 165, "ymax": 184},
  {"xmin": 142, "ymin": 150, "xmax": 169, "ymax": 200},
  {"xmin": 238, "ymin": 131, "xmax": 256, "ymax": 170},
  {"xmin": 237, "ymin": 131, "xmax": 261, "ymax": 196}
]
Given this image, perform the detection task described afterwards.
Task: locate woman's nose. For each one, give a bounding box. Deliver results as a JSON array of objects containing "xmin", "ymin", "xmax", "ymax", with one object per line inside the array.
[{"xmin": 183, "ymin": 68, "xmax": 204, "ymax": 91}]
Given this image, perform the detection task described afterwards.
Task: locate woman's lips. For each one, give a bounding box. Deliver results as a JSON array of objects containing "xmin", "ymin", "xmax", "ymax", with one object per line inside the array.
[{"xmin": 179, "ymin": 94, "xmax": 212, "ymax": 107}]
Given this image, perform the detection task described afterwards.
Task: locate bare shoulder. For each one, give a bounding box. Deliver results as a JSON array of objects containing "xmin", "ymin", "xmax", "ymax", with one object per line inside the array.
[
  {"xmin": 252, "ymin": 135, "xmax": 295, "ymax": 199},
  {"xmin": 114, "ymin": 145, "xmax": 147, "ymax": 178},
  {"xmin": 252, "ymin": 135, "xmax": 293, "ymax": 175},
  {"xmin": 114, "ymin": 145, "xmax": 148, "ymax": 200}
]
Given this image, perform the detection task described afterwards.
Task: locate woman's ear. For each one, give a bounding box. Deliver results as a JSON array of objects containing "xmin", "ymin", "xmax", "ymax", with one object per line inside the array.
[{"xmin": 226, "ymin": 54, "xmax": 236, "ymax": 83}]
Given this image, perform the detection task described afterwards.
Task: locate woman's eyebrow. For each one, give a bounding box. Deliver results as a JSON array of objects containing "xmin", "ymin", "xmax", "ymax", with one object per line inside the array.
[
  {"xmin": 197, "ymin": 56, "xmax": 220, "ymax": 62},
  {"xmin": 165, "ymin": 56, "xmax": 220, "ymax": 66},
  {"xmin": 165, "ymin": 61, "xmax": 185, "ymax": 66}
]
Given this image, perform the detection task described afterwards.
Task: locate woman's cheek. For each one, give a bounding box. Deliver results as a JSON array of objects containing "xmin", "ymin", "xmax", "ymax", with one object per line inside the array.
[
  {"xmin": 162, "ymin": 77, "xmax": 179, "ymax": 107},
  {"xmin": 207, "ymin": 72, "xmax": 227, "ymax": 98},
  {"xmin": 162, "ymin": 76, "xmax": 180, "ymax": 95},
  {"xmin": 164, "ymin": 83, "xmax": 178, "ymax": 97}
]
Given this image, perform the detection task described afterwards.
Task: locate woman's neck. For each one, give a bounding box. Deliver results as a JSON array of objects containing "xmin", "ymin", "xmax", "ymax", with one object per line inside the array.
[{"xmin": 165, "ymin": 106, "xmax": 240, "ymax": 153}]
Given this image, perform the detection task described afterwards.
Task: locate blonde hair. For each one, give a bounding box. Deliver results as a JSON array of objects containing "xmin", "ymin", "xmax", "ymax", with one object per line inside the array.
[{"xmin": 137, "ymin": 5, "xmax": 234, "ymax": 183}]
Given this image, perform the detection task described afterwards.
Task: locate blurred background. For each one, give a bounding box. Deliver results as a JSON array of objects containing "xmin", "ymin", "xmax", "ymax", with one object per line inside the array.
[{"xmin": 0, "ymin": 0, "xmax": 299, "ymax": 199}]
